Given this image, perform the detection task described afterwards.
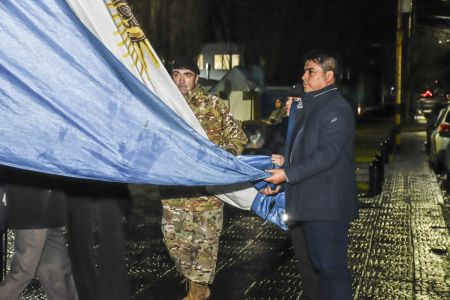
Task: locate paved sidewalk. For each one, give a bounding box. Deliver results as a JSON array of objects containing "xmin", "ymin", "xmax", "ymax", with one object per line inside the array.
[{"xmin": 351, "ymin": 130, "xmax": 450, "ymax": 299}]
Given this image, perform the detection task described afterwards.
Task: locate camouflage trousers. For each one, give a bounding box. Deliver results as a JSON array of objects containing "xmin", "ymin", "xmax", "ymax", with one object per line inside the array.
[{"xmin": 161, "ymin": 205, "xmax": 223, "ymax": 284}]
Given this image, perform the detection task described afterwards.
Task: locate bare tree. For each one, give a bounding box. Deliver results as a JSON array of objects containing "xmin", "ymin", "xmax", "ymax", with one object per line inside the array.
[
  {"xmin": 128, "ymin": 0, "xmax": 397, "ymax": 85},
  {"xmin": 128, "ymin": 0, "xmax": 208, "ymax": 64}
]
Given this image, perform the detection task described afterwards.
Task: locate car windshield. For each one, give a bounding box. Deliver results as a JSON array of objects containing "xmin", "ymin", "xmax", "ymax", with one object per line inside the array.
[
  {"xmin": 445, "ymin": 109, "xmax": 450, "ymax": 123},
  {"xmin": 436, "ymin": 109, "xmax": 447, "ymax": 126}
]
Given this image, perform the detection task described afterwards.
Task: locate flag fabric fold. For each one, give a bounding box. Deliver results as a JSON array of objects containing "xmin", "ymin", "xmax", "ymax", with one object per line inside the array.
[
  {"xmin": 0, "ymin": 0, "xmax": 267, "ymax": 186},
  {"xmin": 66, "ymin": 0, "xmax": 261, "ymax": 210},
  {"xmin": 72, "ymin": 0, "xmax": 286, "ymax": 224},
  {"xmin": 242, "ymin": 155, "xmax": 288, "ymax": 230}
]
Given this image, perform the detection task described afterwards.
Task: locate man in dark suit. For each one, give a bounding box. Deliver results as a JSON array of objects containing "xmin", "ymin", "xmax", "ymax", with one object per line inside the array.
[
  {"xmin": 269, "ymin": 85, "xmax": 320, "ymax": 300},
  {"xmin": 66, "ymin": 180, "xmax": 131, "ymax": 300},
  {"xmin": 264, "ymin": 51, "xmax": 358, "ymax": 300},
  {"xmin": 0, "ymin": 166, "xmax": 78, "ymax": 300}
]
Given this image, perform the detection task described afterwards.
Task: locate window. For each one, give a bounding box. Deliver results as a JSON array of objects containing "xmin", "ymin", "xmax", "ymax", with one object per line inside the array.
[
  {"xmin": 197, "ymin": 55, "xmax": 204, "ymax": 70},
  {"xmin": 214, "ymin": 54, "xmax": 226, "ymax": 70},
  {"xmin": 214, "ymin": 54, "xmax": 240, "ymax": 70},
  {"xmin": 231, "ymin": 54, "xmax": 240, "ymax": 68}
]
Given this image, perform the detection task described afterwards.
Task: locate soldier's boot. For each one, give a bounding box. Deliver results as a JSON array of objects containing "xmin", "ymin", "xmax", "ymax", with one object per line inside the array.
[{"xmin": 183, "ymin": 280, "xmax": 210, "ymax": 300}]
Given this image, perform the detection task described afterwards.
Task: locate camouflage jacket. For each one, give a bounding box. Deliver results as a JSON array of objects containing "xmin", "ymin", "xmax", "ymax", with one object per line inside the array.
[{"xmin": 161, "ymin": 85, "xmax": 248, "ymax": 211}]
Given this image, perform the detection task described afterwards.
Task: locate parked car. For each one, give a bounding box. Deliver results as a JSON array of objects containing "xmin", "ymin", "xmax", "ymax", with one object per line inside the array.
[
  {"xmin": 425, "ymin": 102, "xmax": 448, "ymax": 153},
  {"xmin": 417, "ymin": 87, "xmax": 449, "ymax": 117},
  {"xmin": 429, "ymin": 106, "xmax": 450, "ymax": 172}
]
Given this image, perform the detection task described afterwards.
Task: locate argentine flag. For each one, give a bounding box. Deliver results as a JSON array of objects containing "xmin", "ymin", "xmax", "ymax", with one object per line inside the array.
[{"xmin": 0, "ymin": 0, "xmax": 271, "ymax": 211}]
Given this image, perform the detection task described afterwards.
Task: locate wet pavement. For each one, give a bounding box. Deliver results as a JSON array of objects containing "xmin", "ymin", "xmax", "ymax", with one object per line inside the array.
[
  {"xmin": 6, "ymin": 125, "xmax": 450, "ymax": 299},
  {"xmin": 350, "ymin": 129, "xmax": 450, "ymax": 299}
]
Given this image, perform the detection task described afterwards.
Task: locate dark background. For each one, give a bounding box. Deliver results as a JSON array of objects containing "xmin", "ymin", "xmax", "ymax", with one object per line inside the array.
[{"xmin": 128, "ymin": 0, "xmax": 449, "ymax": 91}]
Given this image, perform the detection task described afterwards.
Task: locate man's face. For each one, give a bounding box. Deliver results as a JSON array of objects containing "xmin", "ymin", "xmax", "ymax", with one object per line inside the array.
[
  {"xmin": 275, "ymin": 99, "xmax": 282, "ymax": 109},
  {"xmin": 172, "ymin": 69, "xmax": 198, "ymax": 95},
  {"xmin": 301, "ymin": 60, "xmax": 334, "ymax": 93}
]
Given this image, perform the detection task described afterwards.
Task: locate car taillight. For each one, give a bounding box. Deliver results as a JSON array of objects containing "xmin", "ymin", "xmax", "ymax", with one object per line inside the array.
[
  {"xmin": 438, "ymin": 123, "xmax": 450, "ymax": 132},
  {"xmin": 421, "ymin": 90, "xmax": 433, "ymax": 97}
]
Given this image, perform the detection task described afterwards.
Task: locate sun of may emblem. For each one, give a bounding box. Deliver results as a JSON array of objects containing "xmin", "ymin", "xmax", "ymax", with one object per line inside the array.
[{"xmin": 107, "ymin": 0, "xmax": 160, "ymax": 75}]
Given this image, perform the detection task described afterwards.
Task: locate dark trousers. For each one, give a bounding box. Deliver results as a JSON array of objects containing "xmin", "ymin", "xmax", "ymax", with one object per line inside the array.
[
  {"xmin": 302, "ymin": 221, "xmax": 352, "ymax": 300},
  {"xmin": 67, "ymin": 196, "xmax": 129, "ymax": 300},
  {"xmin": 0, "ymin": 228, "xmax": 78, "ymax": 300},
  {"xmin": 289, "ymin": 222, "xmax": 320, "ymax": 300}
]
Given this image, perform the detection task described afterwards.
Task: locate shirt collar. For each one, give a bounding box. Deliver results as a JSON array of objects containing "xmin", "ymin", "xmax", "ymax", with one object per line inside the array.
[{"xmin": 303, "ymin": 84, "xmax": 338, "ymax": 101}]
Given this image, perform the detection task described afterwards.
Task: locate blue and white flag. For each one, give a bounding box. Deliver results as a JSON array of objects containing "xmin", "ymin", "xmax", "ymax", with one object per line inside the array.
[
  {"xmin": 0, "ymin": 0, "xmax": 267, "ymax": 187},
  {"xmin": 65, "ymin": 0, "xmax": 260, "ymax": 209}
]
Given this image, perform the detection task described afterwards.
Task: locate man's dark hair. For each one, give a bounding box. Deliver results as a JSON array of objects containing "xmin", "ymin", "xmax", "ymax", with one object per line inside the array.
[{"xmin": 304, "ymin": 51, "xmax": 340, "ymax": 81}]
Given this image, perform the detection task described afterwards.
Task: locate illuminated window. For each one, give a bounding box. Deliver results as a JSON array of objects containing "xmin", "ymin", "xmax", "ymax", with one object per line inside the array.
[
  {"xmin": 197, "ymin": 55, "xmax": 204, "ymax": 70},
  {"xmin": 214, "ymin": 54, "xmax": 240, "ymax": 70},
  {"xmin": 214, "ymin": 54, "xmax": 226, "ymax": 70},
  {"xmin": 231, "ymin": 54, "xmax": 240, "ymax": 67}
]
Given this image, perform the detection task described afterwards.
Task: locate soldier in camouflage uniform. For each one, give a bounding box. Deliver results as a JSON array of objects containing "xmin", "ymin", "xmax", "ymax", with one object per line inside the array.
[{"xmin": 161, "ymin": 57, "xmax": 247, "ymax": 300}]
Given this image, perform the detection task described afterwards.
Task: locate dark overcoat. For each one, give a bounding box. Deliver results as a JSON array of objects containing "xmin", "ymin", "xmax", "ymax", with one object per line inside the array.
[
  {"xmin": 0, "ymin": 166, "xmax": 67, "ymax": 229},
  {"xmin": 284, "ymin": 84, "xmax": 359, "ymax": 221}
]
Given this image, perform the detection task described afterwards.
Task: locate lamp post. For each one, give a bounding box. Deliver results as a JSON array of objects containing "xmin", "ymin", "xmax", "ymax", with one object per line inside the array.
[
  {"xmin": 403, "ymin": 0, "xmax": 413, "ymax": 122},
  {"xmin": 395, "ymin": 0, "xmax": 403, "ymax": 147},
  {"xmin": 395, "ymin": 0, "xmax": 412, "ymax": 147}
]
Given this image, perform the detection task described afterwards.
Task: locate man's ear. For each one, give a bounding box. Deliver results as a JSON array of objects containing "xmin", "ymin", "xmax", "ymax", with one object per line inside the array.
[
  {"xmin": 325, "ymin": 71, "xmax": 335, "ymax": 84},
  {"xmin": 195, "ymin": 75, "xmax": 199, "ymax": 85}
]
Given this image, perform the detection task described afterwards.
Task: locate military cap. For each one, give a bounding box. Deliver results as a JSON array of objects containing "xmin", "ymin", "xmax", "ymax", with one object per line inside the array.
[
  {"xmin": 172, "ymin": 56, "xmax": 200, "ymax": 75},
  {"xmin": 287, "ymin": 83, "xmax": 304, "ymax": 98}
]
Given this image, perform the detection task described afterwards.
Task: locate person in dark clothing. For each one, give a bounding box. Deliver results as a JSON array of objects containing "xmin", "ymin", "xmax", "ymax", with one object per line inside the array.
[
  {"xmin": 66, "ymin": 180, "xmax": 131, "ymax": 300},
  {"xmin": 264, "ymin": 52, "xmax": 358, "ymax": 300},
  {"xmin": 0, "ymin": 166, "xmax": 78, "ymax": 300},
  {"xmin": 268, "ymin": 85, "xmax": 320, "ymax": 300},
  {"xmin": 268, "ymin": 98, "xmax": 288, "ymax": 125}
]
